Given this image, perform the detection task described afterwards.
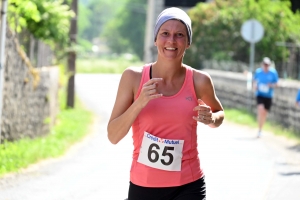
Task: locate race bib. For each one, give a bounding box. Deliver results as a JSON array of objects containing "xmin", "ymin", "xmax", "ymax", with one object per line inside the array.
[
  {"xmin": 137, "ymin": 132, "xmax": 184, "ymax": 171},
  {"xmin": 258, "ymin": 84, "xmax": 269, "ymax": 93}
]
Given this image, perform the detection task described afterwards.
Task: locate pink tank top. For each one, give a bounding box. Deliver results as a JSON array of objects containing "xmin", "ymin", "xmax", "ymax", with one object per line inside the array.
[{"xmin": 130, "ymin": 64, "xmax": 203, "ymax": 187}]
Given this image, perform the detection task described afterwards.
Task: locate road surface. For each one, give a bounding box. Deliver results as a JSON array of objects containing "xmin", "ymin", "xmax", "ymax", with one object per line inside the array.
[{"xmin": 0, "ymin": 74, "xmax": 299, "ymax": 200}]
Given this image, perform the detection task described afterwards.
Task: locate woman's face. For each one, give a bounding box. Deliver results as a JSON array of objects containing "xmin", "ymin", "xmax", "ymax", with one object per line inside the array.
[{"xmin": 155, "ymin": 20, "xmax": 190, "ymax": 60}]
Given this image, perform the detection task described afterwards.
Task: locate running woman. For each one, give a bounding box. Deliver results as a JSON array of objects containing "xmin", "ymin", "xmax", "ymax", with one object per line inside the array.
[{"xmin": 107, "ymin": 7, "xmax": 224, "ymax": 200}]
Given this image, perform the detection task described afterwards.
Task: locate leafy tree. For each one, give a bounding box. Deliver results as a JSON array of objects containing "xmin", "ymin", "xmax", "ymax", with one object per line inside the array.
[
  {"xmin": 102, "ymin": 0, "xmax": 147, "ymax": 60},
  {"xmin": 77, "ymin": 0, "xmax": 127, "ymax": 52},
  {"xmin": 80, "ymin": 0, "xmax": 112, "ymax": 41},
  {"xmin": 77, "ymin": 1, "xmax": 92, "ymax": 51},
  {"xmin": 78, "ymin": 2, "xmax": 91, "ymax": 39},
  {"xmin": 8, "ymin": 0, "xmax": 74, "ymax": 50},
  {"xmin": 185, "ymin": 0, "xmax": 300, "ymax": 69}
]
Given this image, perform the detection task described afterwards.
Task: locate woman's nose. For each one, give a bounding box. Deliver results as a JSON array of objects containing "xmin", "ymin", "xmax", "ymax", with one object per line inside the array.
[{"xmin": 167, "ymin": 35, "xmax": 176, "ymax": 42}]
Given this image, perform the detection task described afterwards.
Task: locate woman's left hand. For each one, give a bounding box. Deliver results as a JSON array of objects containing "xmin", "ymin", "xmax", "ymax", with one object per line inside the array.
[{"xmin": 193, "ymin": 99, "xmax": 215, "ymax": 125}]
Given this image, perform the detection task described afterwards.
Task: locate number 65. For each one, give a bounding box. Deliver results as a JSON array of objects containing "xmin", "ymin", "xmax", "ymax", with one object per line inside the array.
[{"xmin": 148, "ymin": 143, "xmax": 174, "ymax": 166}]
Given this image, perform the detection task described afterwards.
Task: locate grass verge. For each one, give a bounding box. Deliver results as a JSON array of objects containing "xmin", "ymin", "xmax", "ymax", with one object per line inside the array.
[
  {"xmin": 0, "ymin": 90, "xmax": 93, "ymax": 177},
  {"xmin": 77, "ymin": 57, "xmax": 143, "ymax": 74},
  {"xmin": 225, "ymin": 107, "xmax": 300, "ymax": 142}
]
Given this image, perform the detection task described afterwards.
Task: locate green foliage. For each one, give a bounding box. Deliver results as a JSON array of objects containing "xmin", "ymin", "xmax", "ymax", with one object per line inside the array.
[
  {"xmin": 102, "ymin": 19, "xmax": 131, "ymax": 54},
  {"xmin": 102, "ymin": 0, "xmax": 147, "ymax": 60},
  {"xmin": 79, "ymin": 0, "xmax": 114, "ymax": 41},
  {"xmin": 78, "ymin": 0, "xmax": 127, "ymax": 41},
  {"xmin": 78, "ymin": 2, "xmax": 92, "ymax": 40},
  {"xmin": 185, "ymin": 0, "xmax": 300, "ymax": 68},
  {"xmin": 43, "ymin": 117, "xmax": 51, "ymax": 125},
  {"xmin": 225, "ymin": 107, "xmax": 257, "ymax": 127},
  {"xmin": 77, "ymin": 38, "xmax": 93, "ymax": 53},
  {"xmin": 77, "ymin": 0, "xmax": 128, "ymax": 54},
  {"xmin": 8, "ymin": 0, "xmax": 74, "ymax": 50},
  {"xmin": 77, "ymin": 0, "xmax": 146, "ymax": 59},
  {"xmin": 0, "ymin": 91, "xmax": 93, "ymax": 177},
  {"xmin": 225, "ymin": 107, "xmax": 300, "ymax": 142}
]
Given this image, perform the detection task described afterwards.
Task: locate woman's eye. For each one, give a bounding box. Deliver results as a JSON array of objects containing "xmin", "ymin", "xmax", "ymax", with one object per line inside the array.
[
  {"xmin": 162, "ymin": 32, "xmax": 168, "ymax": 36},
  {"xmin": 177, "ymin": 33, "xmax": 184, "ymax": 37}
]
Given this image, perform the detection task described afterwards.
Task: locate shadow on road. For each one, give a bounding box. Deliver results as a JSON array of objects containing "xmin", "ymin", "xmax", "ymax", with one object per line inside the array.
[
  {"xmin": 279, "ymin": 172, "xmax": 300, "ymax": 176},
  {"xmin": 287, "ymin": 144, "xmax": 300, "ymax": 153}
]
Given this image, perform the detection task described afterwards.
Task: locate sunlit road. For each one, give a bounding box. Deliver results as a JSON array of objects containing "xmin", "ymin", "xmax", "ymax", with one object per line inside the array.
[{"xmin": 0, "ymin": 74, "xmax": 300, "ymax": 200}]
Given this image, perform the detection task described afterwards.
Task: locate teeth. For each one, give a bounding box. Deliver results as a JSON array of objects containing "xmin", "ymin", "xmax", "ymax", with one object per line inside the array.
[{"xmin": 165, "ymin": 47, "xmax": 176, "ymax": 50}]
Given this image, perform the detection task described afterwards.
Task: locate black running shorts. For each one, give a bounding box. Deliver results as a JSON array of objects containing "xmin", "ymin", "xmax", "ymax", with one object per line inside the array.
[
  {"xmin": 127, "ymin": 177, "xmax": 206, "ymax": 200},
  {"xmin": 256, "ymin": 96, "xmax": 272, "ymax": 111}
]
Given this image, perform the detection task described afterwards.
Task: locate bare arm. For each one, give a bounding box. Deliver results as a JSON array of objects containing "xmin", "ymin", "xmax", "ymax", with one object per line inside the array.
[
  {"xmin": 193, "ymin": 70, "xmax": 224, "ymax": 128},
  {"xmin": 107, "ymin": 68, "xmax": 163, "ymax": 144}
]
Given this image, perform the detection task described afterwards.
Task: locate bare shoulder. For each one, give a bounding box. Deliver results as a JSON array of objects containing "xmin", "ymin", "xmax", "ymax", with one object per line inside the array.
[
  {"xmin": 120, "ymin": 66, "xmax": 144, "ymax": 93},
  {"xmin": 122, "ymin": 65, "xmax": 143, "ymax": 80},
  {"xmin": 188, "ymin": 67, "xmax": 215, "ymax": 99},
  {"xmin": 189, "ymin": 68, "xmax": 212, "ymax": 85}
]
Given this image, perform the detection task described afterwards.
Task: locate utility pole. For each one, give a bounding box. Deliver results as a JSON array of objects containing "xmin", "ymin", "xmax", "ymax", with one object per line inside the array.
[
  {"xmin": 67, "ymin": 0, "xmax": 77, "ymax": 108},
  {"xmin": 0, "ymin": 0, "xmax": 8, "ymax": 143}
]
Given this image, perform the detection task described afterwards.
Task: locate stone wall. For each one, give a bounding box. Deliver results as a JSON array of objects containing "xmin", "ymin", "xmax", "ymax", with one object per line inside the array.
[
  {"xmin": 202, "ymin": 60, "xmax": 259, "ymax": 73},
  {"xmin": 204, "ymin": 69, "xmax": 300, "ymax": 135},
  {"xmin": 1, "ymin": 29, "xmax": 59, "ymax": 142}
]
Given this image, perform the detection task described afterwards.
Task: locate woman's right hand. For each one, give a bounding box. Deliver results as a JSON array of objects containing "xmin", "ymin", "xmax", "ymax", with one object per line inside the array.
[
  {"xmin": 107, "ymin": 72, "xmax": 163, "ymax": 144},
  {"xmin": 136, "ymin": 78, "xmax": 163, "ymax": 108}
]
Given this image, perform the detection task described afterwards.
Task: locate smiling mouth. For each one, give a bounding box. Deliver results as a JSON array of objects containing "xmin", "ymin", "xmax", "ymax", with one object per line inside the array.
[{"xmin": 165, "ymin": 47, "xmax": 177, "ymax": 51}]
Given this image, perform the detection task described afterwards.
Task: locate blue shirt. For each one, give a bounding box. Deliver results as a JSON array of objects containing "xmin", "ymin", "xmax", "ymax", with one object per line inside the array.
[
  {"xmin": 254, "ymin": 67, "xmax": 278, "ymax": 98},
  {"xmin": 296, "ymin": 89, "xmax": 300, "ymax": 103}
]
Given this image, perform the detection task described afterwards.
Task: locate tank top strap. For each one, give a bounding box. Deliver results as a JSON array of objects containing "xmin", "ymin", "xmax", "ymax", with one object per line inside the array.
[
  {"xmin": 185, "ymin": 65, "xmax": 194, "ymax": 80},
  {"xmin": 184, "ymin": 66, "xmax": 197, "ymax": 100},
  {"xmin": 135, "ymin": 64, "xmax": 151, "ymax": 100}
]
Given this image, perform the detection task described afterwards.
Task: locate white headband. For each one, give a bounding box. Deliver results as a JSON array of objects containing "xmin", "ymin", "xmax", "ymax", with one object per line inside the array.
[{"xmin": 154, "ymin": 7, "xmax": 192, "ymax": 45}]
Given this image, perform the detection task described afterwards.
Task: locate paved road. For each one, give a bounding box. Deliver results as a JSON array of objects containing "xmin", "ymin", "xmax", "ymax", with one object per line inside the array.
[{"xmin": 0, "ymin": 74, "xmax": 300, "ymax": 200}]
